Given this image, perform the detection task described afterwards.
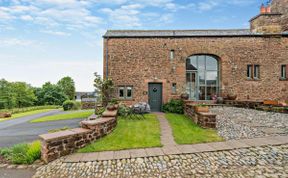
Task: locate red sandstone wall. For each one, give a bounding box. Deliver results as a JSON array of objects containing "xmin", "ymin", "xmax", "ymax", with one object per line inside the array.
[{"xmin": 104, "ymin": 36, "xmax": 288, "ymax": 104}]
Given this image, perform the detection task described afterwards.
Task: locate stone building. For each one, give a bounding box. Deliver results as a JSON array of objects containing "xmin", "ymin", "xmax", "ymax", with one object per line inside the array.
[{"xmin": 103, "ymin": 0, "xmax": 288, "ymax": 111}]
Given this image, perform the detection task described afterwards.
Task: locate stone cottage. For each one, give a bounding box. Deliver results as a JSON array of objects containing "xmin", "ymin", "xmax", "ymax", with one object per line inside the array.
[{"xmin": 103, "ymin": 0, "xmax": 288, "ymax": 111}]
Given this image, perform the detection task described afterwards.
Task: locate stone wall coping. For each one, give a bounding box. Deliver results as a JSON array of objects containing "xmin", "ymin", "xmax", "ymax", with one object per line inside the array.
[
  {"xmin": 81, "ymin": 117, "xmax": 115, "ymax": 126},
  {"xmin": 102, "ymin": 110, "xmax": 118, "ymax": 117},
  {"xmin": 197, "ymin": 112, "xmax": 217, "ymax": 116},
  {"xmin": 39, "ymin": 128, "xmax": 92, "ymax": 141}
]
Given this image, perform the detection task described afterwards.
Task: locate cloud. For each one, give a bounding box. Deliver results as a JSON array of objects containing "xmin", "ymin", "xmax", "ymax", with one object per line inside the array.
[
  {"xmin": 41, "ymin": 30, "xmax": 71, "ymax": 36},
  {"xmin": 0, "ymin": 38, "xmax": 39, "ymax": 47}
]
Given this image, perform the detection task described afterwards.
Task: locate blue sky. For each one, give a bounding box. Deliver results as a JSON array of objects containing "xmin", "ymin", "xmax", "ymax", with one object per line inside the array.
[{"xmin": 0, "ymin": 0, "xmax": 265, "ymax": 91}]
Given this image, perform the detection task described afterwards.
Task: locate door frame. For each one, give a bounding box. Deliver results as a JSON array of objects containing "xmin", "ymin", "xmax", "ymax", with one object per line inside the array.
[{"xmin": 148, "ymin": 82, "xmax": 163, "ymax": 112}]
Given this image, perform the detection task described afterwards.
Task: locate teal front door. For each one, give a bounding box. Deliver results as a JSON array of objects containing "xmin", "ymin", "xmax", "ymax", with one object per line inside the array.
[{"xmin": 148, "ymin": 83, "xmax": 162, "ymax": 112}]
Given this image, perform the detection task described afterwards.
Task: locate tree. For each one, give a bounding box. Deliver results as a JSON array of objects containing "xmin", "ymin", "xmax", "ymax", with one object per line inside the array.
[
  {"xmin": 11, "ymin": 82, "xmax": 36, "ymax": 108},
  {"xmin": 0, "ymin": 79, "xmax": 16, "ymax": 109},
  {"xmin": 36, "ymin": 82, "xmax": 68, "ymax": 105},
  {"xmin": 94, "ymin": 72, "xmax": 114, "ymax": 106},
  {"xmin": 57, "ymin": 77, "xmax": 76, "ymax": 100}
]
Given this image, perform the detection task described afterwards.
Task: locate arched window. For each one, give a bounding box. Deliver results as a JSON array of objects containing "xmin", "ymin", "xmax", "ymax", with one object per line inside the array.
[{"xmin": 186, "ymin": 55, "xmax": 219, "ymax": 100}]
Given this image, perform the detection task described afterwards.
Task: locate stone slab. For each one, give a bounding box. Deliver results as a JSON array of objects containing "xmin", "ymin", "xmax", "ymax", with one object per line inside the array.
[
  {"xmin": 225, "ymin": 140, "xmax": 251, "ymax": 149},
  {"xmin": 130, "ymin": 149, "xmax": 147, "ymax": 158},
  {"xmin": 162, "ymin": 146, "xmax": 181, "ymax": 155},
  {"xmin": 145, "ymin": 148, "xmax": 165, "ymax": 157},
  {"xmin": 261, "ymin": 128, "xmax": 286, "ymax": 134},
  {"xmin": 102, "ymin": 110, "xmax": 118, "ymax": 117},
  {"xmin": 39, "ymin": 130, "xmax": 76, "ymax": 141},
  {"xmin": 70, "ymin": 128, "xmax": 92, "ymax": 134},
  {"xmin": 190, "ymin": 143, "xmax": 215, "ymax": 152},
  {"xmin": 114, "ymin": 150, "xmax": 130, "ymax": 160},
  {"xmin": 64, "ymin": 153, "xmax": 83, "ymax": 163},
  {"xmin": 98, "ymin": 151, "xmax": 114, "ymax": 161},
  {"xmin": 80, "ymin": 153, "xmax": 99, "ymax": 162},
  {"xmin": 207, "ymin": 142, "xmax": 234, "ymax": 151},
  {"xmin": 240, "ymin": 137, "xmax": 271, "ymax": 147},
  {"xmin": 177, "ymin": 145, "xmax": 198, "ymax": 154},
  {"xmin": 273, "ymin": 136, "xmax": 288, "ymax": 144}
]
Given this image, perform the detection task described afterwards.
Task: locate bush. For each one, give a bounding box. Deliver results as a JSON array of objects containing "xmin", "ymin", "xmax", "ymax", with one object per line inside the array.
[
  {"xmin": 62, "ymin": 100, "xmax": 81, "ymax": 111},
  {"xmin": 118, "ymin": 105, "xmax": 130, "ymax": 116},
  {"xmin": 0, "ymin": 140, "xmax": 41, "ymax": 164},
  {"xmin": 162, "ymin": 99, "xmax": 184, "ymax": 114}
]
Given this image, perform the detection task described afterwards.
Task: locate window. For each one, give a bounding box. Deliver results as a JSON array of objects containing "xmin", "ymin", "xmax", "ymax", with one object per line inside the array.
[
  {"xmin": 247, "ymin": 65, "xmax": 252, "ymax": 78},
  {"xmin": 254, "ymin": 65, "xmax": 260, "ymax": 79},
  {"xmin": 281, "ymin": 65, "xmax": 287, "ymax": 79},
  {"xmin": 118, "ymin": 87, "xmax": 125, "ymax": 99},
  {"xmin": 172, "ymin": 83, "xmax": 177, "ymax": 94},
  {"xmin": 118, "ymin": 86, "xmax": 133, "ymax": 99},
  {"xmin": 170, "ymin": 50, "xmax": 174, "ymax": 60},
  {"xmin": 186, "ymin": 55, "xmax": 219, "ymax": 100}
]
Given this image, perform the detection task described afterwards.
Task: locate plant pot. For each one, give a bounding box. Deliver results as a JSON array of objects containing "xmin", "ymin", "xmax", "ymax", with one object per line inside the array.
[
  {"xmin": 180, "ymin": 93, "xmax": 189, "ymax": 100},
  {"xmin": 106, "ymin": 105, "xmax": 116, "ymax": 111},
  {"xmin": 227, "ymin": 94, "xmax": 237, "ymax": 100},
  {"xmin": 194, "ymin": 106, "xmax": 209, "ymax": 113}
]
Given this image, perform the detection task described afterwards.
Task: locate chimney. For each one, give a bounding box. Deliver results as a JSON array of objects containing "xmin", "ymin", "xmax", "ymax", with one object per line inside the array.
[
  {"xmin": 266, "ymin": 5, "xmax": 271, "ymax": 13},
  {"xmin": 260, "ymin": 4, "xmax": 266, "ymax": 14}
]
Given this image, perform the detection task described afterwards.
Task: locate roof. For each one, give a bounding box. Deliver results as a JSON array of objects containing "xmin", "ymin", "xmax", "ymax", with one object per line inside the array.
[{"xmin": 103, "ymin": 29, "xmax": 287, "ymax": 38}]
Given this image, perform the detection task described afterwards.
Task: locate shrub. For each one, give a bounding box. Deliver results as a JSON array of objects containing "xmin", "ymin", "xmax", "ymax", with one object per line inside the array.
[
  {"xmin": 162, "ymin": 99, "xmax": 184, "ymax": 114},
  {"xmin": 0, "ymin": 141, "xmax": 41, "ymax": 164},
  {"xmin": 62, "ymin": 100, "xmax": 81, "ymax": 111}
]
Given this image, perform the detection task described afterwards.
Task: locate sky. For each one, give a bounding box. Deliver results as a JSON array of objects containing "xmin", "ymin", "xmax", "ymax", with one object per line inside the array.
[{"xmin": 0, "ymin": 0, "xmax": 265, "ymax": 91}]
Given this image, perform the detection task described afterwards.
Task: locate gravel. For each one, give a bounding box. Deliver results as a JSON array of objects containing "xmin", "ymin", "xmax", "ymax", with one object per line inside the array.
[{"xmin": 210, "ymin": 107, "xmax": 288, "ymax": 140}]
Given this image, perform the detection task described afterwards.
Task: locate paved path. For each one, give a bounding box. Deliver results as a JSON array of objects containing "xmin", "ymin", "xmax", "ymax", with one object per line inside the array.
[
  {"xmin": 0, "ymin": 110, "xmax": 83, "ymax": 147},
  {"xmin": 156, "ymin": 112, "xmax": 177, "ymax": 147}
]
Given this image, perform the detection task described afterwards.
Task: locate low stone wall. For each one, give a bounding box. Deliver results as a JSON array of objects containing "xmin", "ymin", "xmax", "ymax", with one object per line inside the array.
[
  {"xmin": 184, "ymin": 104, "xmax": 217, "ymax": 129},
  {"xmin": 39, "ymin": 109, "xmax": 118, "ymax": 163},
  {"xmin": 81, "ymin": 101, "xmax": 96, "ymax": 109}
]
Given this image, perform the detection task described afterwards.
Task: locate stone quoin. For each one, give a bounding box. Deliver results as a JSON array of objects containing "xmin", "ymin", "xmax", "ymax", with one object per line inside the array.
[{"xmin": 103, "ymin": 0, "xmax": 288, "ymax": 111}]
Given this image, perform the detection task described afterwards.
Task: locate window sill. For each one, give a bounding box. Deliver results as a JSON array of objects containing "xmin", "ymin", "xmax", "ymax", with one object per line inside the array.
[
  {"xmin": 279, "ymin": 78, "xmax": 288, "ymax": 81},
  {"xmin": 246, "ymin": 78, "xmax": 261, "ymax": 81}
]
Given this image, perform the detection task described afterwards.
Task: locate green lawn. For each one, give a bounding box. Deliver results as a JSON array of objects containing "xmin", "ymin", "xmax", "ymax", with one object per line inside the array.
[
  {"xmin": 78, "ymin": 114, "xmax": 161, "ymax": 152},
  {"xmin": 165, "ymin": 113, "xmax": 223, "ymax": 144},
  {"xmin": 0, "ymin": 109, "xmax": 59, "ymax": 122},
  {"xmin": 30, "ymin": 110, "xmax": 94, "ymax": 123}
]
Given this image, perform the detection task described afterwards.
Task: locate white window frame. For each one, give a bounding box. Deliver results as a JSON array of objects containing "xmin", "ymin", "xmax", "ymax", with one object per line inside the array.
[
  {"xmin": 254, "ymin": 65, "xmax": 260, "ymax": 79},
  {"xmin": 118, "ymin": 85, "xmax": 133, "ymax": 99},
  {"xmin": 247, "ymin": 65, "xmax": 252, "ymax": 79},
  {"xmin": 170, "ymin": 50, "xmax": 174, "ymax": 60}
]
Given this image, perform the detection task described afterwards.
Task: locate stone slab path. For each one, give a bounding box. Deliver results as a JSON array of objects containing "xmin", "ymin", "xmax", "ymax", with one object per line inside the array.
[{"xmin": 63, "ymin": 112, "xmax": 288, "ymax": 163}]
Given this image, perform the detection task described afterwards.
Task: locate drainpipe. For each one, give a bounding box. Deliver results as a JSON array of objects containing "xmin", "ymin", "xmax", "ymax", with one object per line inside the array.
[{"xmin": 105, "ymin": 37, "xmax": 109, "ymax": 80}]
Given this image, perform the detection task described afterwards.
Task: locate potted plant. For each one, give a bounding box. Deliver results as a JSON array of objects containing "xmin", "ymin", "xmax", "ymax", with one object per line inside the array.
[
  {"xmin": 194, "ymin": 104, "xmax": 209, "ymax": 113},
  {"xmin": 227, "ymin": 88, "xmax": 237, "ymax": 100}
]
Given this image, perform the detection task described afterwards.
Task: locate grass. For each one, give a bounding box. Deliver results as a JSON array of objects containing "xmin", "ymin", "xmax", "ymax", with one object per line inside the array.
[
  {"xmin": 165, "ymin": 113, "xmax": 223, "ymax": 144},
  {"xmin": 30, "ymin": 110, "xmax": 94, "ymax": 123},
  {"xmin": 78, "ymin": 114, "xmax": 161, "ymax": 152},
  {"xmin": 0, "ymin": 109, "xmax": 59, "ymax": 122},
  {"xmin": 48, "ymin": 126, "xmax": 70, "ymax": 133},
  {"xmin": 0, "ymin": 140, "xmax": 41, "ymax": 164}
]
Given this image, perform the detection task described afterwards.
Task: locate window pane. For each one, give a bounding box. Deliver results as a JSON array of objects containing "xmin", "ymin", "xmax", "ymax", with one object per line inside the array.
[
  {"xmin": 119, "ymin": 87, "xmax": 124, "ymax": 98},
  {"xmin": 281, "ymin": 65, "xmax": 286, "ymax": 78},
  {"xmin": 172, "ymin": 83, "xmax": 176, "ymax": 94},
  {"xmin": 170, "ymin": 50, "xmax": 174, "ymax": 60},
  {"xmin": 126, "ymin": 87, "xmax": 132, "ymax": 98},
  {"xmin": 198, "ymin": 56, "xmax": 205, "ymax": 70},
  {"xmin": 198, "ymin": 71, "xmax": 205, "ymax": 85},
  {"xmin": 186, "ymin": 56, "xmax": 197, "ymax": 70},
  {"xmin": 206, "ymin": 56, "xmax": 218, "ymax": 70},
  {"xmin": 247, "ymin": 65, "xmax": 252, "ymax": 78},
  {"xmin": 254, "ymin": 65, "xmax": 259, "ymax": 79},
  {"xmin": 198, "ymin": 86, "xmax": 205, "ymax": 100},
  {"xmin": 206, "ymin": 71, "xmax": 217, "ymax": 86},
  {"xmin": 206, "ymin": 87, "xmax": 217, "ymax": 100}
]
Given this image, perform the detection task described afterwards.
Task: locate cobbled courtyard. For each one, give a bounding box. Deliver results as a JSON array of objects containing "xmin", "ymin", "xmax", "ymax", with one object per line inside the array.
[{"xmin": 33, "ymin": 145, "xmax": 288, "ymax": 178}]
